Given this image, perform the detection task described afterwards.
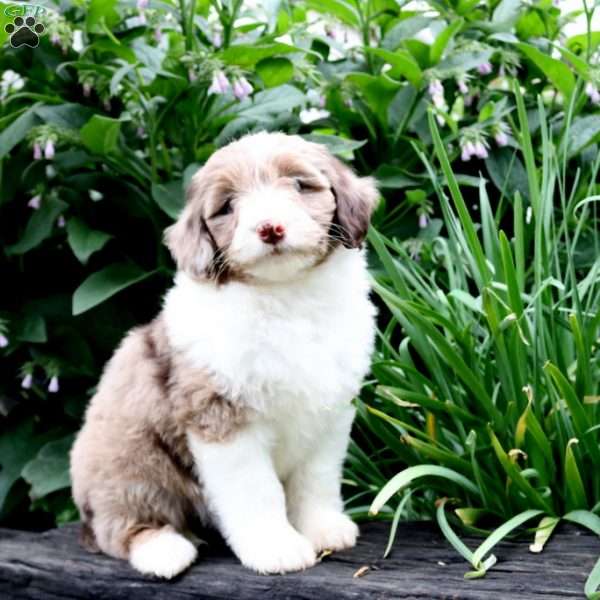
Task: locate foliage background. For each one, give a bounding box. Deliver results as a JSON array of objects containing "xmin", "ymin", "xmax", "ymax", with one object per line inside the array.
[{"xmin": 0, "ymin": 0, "xmax": 598, "ymax": 547}]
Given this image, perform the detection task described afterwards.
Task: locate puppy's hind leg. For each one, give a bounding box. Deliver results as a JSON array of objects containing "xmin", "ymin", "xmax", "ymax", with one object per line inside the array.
[{"xmin": 129, "ymin": 525, "xmax": 198, "ymax": 579}]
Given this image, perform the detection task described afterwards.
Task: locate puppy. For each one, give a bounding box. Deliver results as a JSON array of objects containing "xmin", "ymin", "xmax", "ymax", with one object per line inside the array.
[{"xmin": 70, "ymin": 132, "xmax": 377, "ymax": 578}]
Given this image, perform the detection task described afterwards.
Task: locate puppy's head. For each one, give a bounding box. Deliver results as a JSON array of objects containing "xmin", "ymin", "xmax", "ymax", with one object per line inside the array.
[{"xmin": 165, "ymin": 132, "xmax": 378, "ymax": 283}]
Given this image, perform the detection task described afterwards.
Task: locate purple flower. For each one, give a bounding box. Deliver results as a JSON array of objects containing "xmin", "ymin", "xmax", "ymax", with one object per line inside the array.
[
  {"xmin": 21, "ymin": 373, "xmax": 32, "ymax": 389},
  {"xmin": 0, "ymin": 334, "xmax": 8, "ymax": 348},
  {"xmin": 585, "ymin": 82, "xmax": 600, "ymax": 105},
  {"xmin": 50, "ymin": 32, "xmax": 60, "ymax": 46},
  {"xmin": 188, "ymin": 69, "xmax": 198, "ymax": 82},
  {"xmin": 461, "ymin": 141, "xmax": 475, "ymax": 161},
  {"xmin": 477, "ymin": 62, "xmax": 493, "ymax": 76},
  {"xmin": 494, "ymin": 130, "xmax": 508, "ymax": 147},
  {"xmin": 33, "ymin": 142, "xmax": 42, "ymax": 160},
  {"xmin": 137, "ymin": 126, "xmax": 145, "ymax": 138},
  {"xmin": 233, "ymin": 77, "xmax": 253, "ymax": 100},
  {"xmin": 83, "ymin": 82, "xmax": 92, "ymax": 97},
  {"xmin": 154, "ymin": 27, "xmax": 162, "ymax": 43},
  {"xmin": 208, "ymin": 70, "xmax": 230, "ymax": 95},
  {"xmin": 418, "ymin": 213, "xmax": 429, "ymax": 229},
  {"xmin": 48, "ymin": 376, "xmax": 59, "ymax": 393},
  {"xmin": 57, "ymin": 215, "xmax": 66, "ymax": 228},
  {"xmin": 212, "ymin": 31, "xmax": 222, "ymax": 47},
  {"xmin": 428, "ymin": 79, "xmax": 443, "ymax": 97},
  {"xmin": 457, "ymin": 77, "xmax": 468, "ymax": 95},
  {"xmin": 137, "ymin": 0, "xmax": 149, "ymax": 9},
  {"xmin": 44, "ymin": 139, "xmax": 55, "ymax": 160},
  {"xmin": 28, "ymin": 195, "xmax": 41, "ymax": 209},
  {"xmin": 473, "ymin": 140, "xmax": 488, "ymax": 159}
]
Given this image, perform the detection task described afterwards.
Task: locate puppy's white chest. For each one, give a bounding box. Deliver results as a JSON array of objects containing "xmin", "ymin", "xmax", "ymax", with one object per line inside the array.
[{"xmin": 164, "ymin": 249, "xmax": 376, "ymax": 413}]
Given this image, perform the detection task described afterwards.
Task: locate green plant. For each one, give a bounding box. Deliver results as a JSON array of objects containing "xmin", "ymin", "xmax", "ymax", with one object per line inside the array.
[{"xmin": 350, "ymin": 87, "xmax": 600, "ymax": 595}]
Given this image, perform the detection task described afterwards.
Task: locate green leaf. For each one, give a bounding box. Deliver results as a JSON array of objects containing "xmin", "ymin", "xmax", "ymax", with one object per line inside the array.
[
  {"xmin": 430, "ymin": 19, "xmax": 463, "ymax": 64},
  {"xmin": 564, "ymin": 440, "xmax": 588, "ymax": 511},
  {"xmin": 585, "ymin": 558, "xmax": 600, "ymax": 600},
  {"xmin": 493, "ymin": 0, "xmax": 522, "ymax": 23},
  {"xmin": 6, "ymin": 198, "xmax": 68, "ymax": 255},
  {"xmin": 0, "ymin": 420, "xmax": 54, "ymax": 513},
  {"xmin": 366, "ymin": 48, "xmax": 422, "ymax": 87},
  {"xmin": 374, "ymin": 165, "xmax": 419, "ymax": 189},
  {"xmin": 235, "ymin": 84, "xmax": 305, "ymax": 119},
  {"xmin": 22, "ymin": 436, "xmax": 74, "ymax": 500},
  {"xmin": 370, "ymin": 465, "xmax": 480, "ymax": 515},
  {"xmin": 86, "ymin": 0, "xmax": 119, "ymax": 34},
  {"xmin": 564, "ymin": 115, "xmax": 600, "ymax": 158},
  {"xmin": 72, "ymin": 262, "xmax": 154, "ymax": 315},
  {"xmin": 80, "ymin": 115, "xmax": 121, "ymax": 155},
  {"xmin": 301, "ymin": 134, "xmax": 366, "ymax": 156},
  {"xmin": 516, "ymin": 43, "xmax": 575, "ymax": 100},
  {"xmin": 382, "ymin": 16, "xmax": 432, "ymax": 50},
  {"xmin": 256, "ymin": 57, "xmax": 294, "ymax": 88},
  {"xmin": 0, "ymin": 106, "xmax": 40, "ymax": 159},
  {"xmin": 305, "ymin": 0, "xmax": 359, "ymax": 27},
  {"xmin": 34, "ymin": 103, "xmax": 93, "ymax": 129},
  {"xmin": 66, "ymin": 218, "xmax": 112, "ymax": 264},
  {"xmin": 485, "ymin": 147, "xmax": 529, "ymax": 201},
  {"xmin": 152, "ymin": 180, "xmax": 184, "ymax": 219},
  {"xmin": 529, "ymin": 516, "xmax": 560, "ymax": 553},
  {"xmin": 220, "ymin": 43, "xmax": 298, "ymax": 67},
  {"xmin": 13, "ymin": 314, "xmax": 47, "ymax": 343},
  {"xmin": 564, "ymin": 511, "xmax": 600, "ymax": 536},
  {"xmin": 436, "ymin": 49, "xmax": 493, "ymax": 76}
]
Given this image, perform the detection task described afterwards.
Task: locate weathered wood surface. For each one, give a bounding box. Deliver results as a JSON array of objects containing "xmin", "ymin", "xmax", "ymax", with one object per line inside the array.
[{"xmin": 0, "ymin": 521, "xmax": 597, "ymax": 599}]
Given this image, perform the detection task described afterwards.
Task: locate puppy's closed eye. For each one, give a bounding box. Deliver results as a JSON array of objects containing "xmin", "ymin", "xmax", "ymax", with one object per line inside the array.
[
  {"xmin": 212, "ymin": 196, "xmax": 235, "ymax": 218},
  {"xmin": 293, "ymin": 178, "xmax": 322, "ymax": 194}
]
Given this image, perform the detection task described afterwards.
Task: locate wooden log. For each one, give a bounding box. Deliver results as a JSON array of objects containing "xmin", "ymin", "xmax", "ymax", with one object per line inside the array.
[{"xmin": 0, "ymin": 521, "xmax": 597, "ymax": 599}]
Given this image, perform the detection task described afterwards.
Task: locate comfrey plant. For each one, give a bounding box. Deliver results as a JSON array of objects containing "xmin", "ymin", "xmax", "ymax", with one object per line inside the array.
[{"xmin": 349, "ymin": 88, "xmax": 600, "ymax": 596}]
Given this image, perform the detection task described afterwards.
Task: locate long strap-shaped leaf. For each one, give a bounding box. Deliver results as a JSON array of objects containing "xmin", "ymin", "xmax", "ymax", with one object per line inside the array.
[
  {"xmin": 563, "ymin": 511, "xmax": 600, "ymax": 600},
  {"xmin": 369, "ymin": 465, "xmax": 480, "ymax": 516}
]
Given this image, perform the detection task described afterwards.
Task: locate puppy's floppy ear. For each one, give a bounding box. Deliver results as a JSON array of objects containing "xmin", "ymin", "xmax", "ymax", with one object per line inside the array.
[
  {"xmin": 328, "ymin": 157, "xmax": 379, "ymax": 249},
  {"xmin": 164, "ymin": 175, "xmax": 215, "ymax": 279}
]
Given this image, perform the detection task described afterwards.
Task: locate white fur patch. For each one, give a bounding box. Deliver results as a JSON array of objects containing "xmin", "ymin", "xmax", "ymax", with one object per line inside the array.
[
  {"xmin": 129, "ymin": 528, "xmax": 197, "ymax": 579},
  {"xmin": 296, "ymin": 509, "xmax": 359, "ymax": 553}
]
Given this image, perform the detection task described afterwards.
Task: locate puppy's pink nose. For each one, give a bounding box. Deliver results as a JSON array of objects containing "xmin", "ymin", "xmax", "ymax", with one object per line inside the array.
[{"xmin": 257, "ymin": 221, "xmax": 285, "ymax": 245}]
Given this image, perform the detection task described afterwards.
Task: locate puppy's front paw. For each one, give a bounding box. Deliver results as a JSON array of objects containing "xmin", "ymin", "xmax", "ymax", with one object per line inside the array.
[
  {"xmin": 235, "ymin": 525, "xmax": 316, "ymax": 575},
  {"xmin": 129, "ymin": 526, "xmax": 198, "ymax": 579},
  {"xmin": 297, "ymin": 510, "xmax": 359, "ymax": 553}
]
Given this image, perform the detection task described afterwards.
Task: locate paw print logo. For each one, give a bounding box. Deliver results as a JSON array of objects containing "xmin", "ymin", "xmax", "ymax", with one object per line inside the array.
[{"xmin": 5, "ymin": 16, "xmax": 45, "ymax": 48}]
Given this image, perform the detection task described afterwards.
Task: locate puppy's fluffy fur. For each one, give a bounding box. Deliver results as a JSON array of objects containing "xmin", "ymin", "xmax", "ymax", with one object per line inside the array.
[{"xmin": 70, "ymin": 132, "xmax": 377, "ymax": 578}]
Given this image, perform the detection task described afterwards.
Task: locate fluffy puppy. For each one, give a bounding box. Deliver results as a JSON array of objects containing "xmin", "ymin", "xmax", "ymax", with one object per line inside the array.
[{"xmin": 70, "ymin": 131, "xmax": 377, "ymax": 578}]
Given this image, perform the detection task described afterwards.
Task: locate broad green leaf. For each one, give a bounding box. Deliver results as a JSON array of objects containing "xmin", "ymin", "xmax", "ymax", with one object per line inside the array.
[
  {"xmin": 152, "ymin": 180, "xmax": 184, "ymax": 219},
  {"xmin": 493, "ymin": 0, "xmax": 522, "ymax": 23},
  {"xmin": 13, "ymin": 314, "xmax": 47, "ymax": 343},
  {"xmin": 256, "ymin": 57, "xmax": 294, "ymax": 87},
  {"xmin": 220, "ymin": 43, "xmax": 298, "ymax": 67},
  {"xmin": 366, "ymin": 48, "xmax": 422, "ymax": 87},
  {"xmin": 0, "ymin": 420, "xmax": 55, "ymax": 513},
  {"xmin": 485, "ymin": 147, "xmax": 529, "ymax": 201},
  {"xmin": 430, "ymin": 19, "xmax": 463, "ymax": 64},
  {"xmin": 22, "ymin": 436, "xmax": 74, "ymax": 500},
  {"xmin": 305, "ymin": 0, "xmax": 359, "ymax": 26},
  {"xmin": 370, "ymin": 465, "xmax": 480, "ymax": 515},
  {"xmin": 72, "ymin": 262, "xmax": 154, "ymax": 315},
  {"xmin": 86, "ymin": 0, "xmax": 119, "ymax": 33},
  {"xmin": 564, "ymin": 115, "xmax": 600, "ymax": 158},
  {"xmin": 0, "ymin": 106, "xmax": 40, "ymax": 159},
  {"xmin": 236, "ymin": 84, "xmax": 305, "ymax": 119},
  {"xmin": 437, "ymin": 50, "xmax": 493, "ymax": 76},
  {"xmin": 6, "ymin": 198, "xmax": 68, "ymax": 255},
  {"xmin": 585, "ymin": 558, "xmax": 600, "ymax": 600},
  {"xmin": 374, "ymin": 165, "xmax": 419, "ymax": 189},
  {"xmin": 67, "ymin": 217, "xmax": 112, "ymax": 264},
  {"xmin": 516, "ymin": 43, "xmax": 575, "ymax": 100},
  {"xmin": 80, "ymin": 115, "xmax": 121, "ymax": 155},
  {"xmin": 34, "ymin": 103, "xmax": 93, "ymax": 129},
  {"xmin": 382, "ymin": 16, "xmax": 432, "ymax": 50},
  {"xmin": 301, "ymin": 134, "xmax": 366, "ymax": 156}
]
